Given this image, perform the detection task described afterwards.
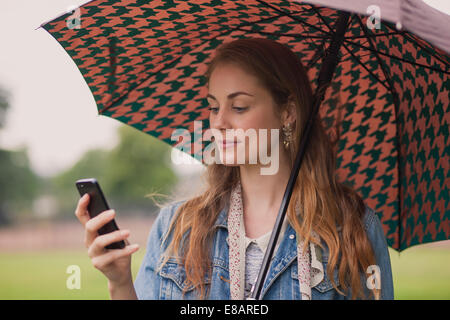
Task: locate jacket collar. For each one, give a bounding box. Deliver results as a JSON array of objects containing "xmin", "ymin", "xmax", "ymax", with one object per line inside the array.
[
  {"xmin": 212, "ymin": 198, "xmax": 334, "ymax": 297},
  {"xmin": 213, "ymin": 200, "xmax": 330, "ymax": 260},
  {"xmin": 214, "ymin": 202, "xmax": 229, "ymax": 229}
]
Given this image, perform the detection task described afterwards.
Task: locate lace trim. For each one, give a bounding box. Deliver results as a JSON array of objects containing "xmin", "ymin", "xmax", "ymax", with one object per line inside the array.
[{"xmin": 228, "ymin": 181, "xmax": 324, "ymax": 300}]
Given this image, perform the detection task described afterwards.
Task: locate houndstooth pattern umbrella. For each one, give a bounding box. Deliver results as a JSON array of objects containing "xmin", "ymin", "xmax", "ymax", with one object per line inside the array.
[{"xmin": 41, "ymin": 0, "xmax": 449, "ymax": 254}]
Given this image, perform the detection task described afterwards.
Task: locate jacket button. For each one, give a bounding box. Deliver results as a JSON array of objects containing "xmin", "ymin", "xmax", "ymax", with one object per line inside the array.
[{"xmin": 289, "ymin": 234, "xmax": 295, "ymax": 240}]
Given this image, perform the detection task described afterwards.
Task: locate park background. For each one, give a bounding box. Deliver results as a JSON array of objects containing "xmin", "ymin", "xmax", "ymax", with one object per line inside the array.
[{"xmin": 0, "ymin": 0, "xmax": 449, "ymax": 299}]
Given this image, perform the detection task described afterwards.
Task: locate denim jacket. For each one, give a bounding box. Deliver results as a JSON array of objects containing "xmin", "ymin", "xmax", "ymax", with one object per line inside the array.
[{"xmin": 134, "ymin": 200, "xmax": 394, "ymax": 300}]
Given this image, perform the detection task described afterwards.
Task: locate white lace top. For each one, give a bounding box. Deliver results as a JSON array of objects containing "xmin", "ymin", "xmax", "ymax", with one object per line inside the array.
[
  {"xmin": 227, "ymin": 180, "xmax": 324, "ymax": 300},
  {"xmin": 242, "ymin": 217, "xmax": 289, "ymax": 299}
]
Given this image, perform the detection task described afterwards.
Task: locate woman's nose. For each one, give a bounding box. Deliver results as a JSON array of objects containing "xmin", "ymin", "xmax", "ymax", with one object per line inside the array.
[{"xmin": 210, "ymin": 108, "xmax": 232, "ymax": 130}]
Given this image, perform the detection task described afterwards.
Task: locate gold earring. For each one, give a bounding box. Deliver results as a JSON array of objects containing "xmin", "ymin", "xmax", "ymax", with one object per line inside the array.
[{"xmin": 282, "ymin": 122, "xmax": 293, "ymax": 149}]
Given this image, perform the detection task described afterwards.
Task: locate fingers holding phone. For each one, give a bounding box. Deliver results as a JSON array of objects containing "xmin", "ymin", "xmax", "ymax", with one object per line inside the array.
[
  {"xmin": 74, "ymin": 178, "xmax": 140, "ymax": 288},
  {"xmin": 88, "ymin": 228, "xmax": 140, "ymax": 285},
  {"xmin": 88, "ymin": 227, "xmax": 131, "ymax": 258},
  {"xmin": 75, "ymin": 193, "xmax": 119, "ymax": 248},
  {"xmin": 84, "ymin": 208, "xmax": 117, "ymax": 249},
  {"xmin": 82, "ymin": 206, "xmax": 139, "ymax": 284},
  {"xmin": 75, "ymin": 193, "xmax": 91, "ymax": 226},
  {"xmin": 76, "ymin": 178, "xmax": 125, "ymax": 250}
]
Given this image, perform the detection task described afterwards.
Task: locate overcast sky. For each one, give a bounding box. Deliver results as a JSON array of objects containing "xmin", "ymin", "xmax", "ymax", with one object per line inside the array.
[
  {"xmin": 0, "ymin": 0, "xmax": 120, "ymax": 177},
  {"xmin": 0, "ymin": 0, "xmax": 448, "ymax": 177}
]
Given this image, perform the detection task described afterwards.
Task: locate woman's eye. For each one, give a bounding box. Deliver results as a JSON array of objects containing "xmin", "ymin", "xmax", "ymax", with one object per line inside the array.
[
  {"xmin": 208, "ymin": 106, "xmax": 248, "ymax": 113},
  {"xmin": 232, "ymin": 106, "xmax": 248, "ymax": 112}
]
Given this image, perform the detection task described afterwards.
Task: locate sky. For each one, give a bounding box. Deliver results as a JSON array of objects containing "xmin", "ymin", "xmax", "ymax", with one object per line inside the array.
[
  {"xmin": 0, "ymin": 0, "xmax": 448, "ymax": 177},
  {"xmin": 0, "ymin": 0, "xmax": 119, "ymax": 177}
]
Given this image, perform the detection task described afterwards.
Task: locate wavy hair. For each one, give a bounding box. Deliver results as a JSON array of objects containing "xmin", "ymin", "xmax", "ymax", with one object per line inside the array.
[{"xmin": 158, "ymin": 38, "xmax": 380, "ymax": 300}]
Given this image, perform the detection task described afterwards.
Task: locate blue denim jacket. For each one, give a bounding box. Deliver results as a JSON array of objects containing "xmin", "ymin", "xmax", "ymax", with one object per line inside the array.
[{"xmin": 134, "ymin": 200, "xmax": 394, "ymax": 300}]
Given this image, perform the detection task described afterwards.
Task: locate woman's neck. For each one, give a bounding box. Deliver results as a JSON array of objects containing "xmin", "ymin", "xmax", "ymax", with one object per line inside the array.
[{"xmin": 238, "ymin": 151, "xmax": 292, "ymax": 237}]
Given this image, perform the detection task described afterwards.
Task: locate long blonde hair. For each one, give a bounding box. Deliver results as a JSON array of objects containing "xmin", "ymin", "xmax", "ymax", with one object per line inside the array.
[{"xmin": 159, "ymin": 38, "xmax": 379, "ymax": 300}]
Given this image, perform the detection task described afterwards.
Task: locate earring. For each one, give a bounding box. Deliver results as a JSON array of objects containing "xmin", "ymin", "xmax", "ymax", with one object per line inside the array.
[{"xmin": 282, "ymin": 122, "xmax": 293, "ymax": 149}]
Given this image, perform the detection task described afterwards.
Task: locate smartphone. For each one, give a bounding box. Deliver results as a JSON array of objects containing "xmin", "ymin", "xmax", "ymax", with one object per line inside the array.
[{"xmin": 75, "ymin": 178, "xmax": 126, "ymax": 249}]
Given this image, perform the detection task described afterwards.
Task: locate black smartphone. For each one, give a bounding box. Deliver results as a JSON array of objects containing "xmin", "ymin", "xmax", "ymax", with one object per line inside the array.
[{"xmin": 75, "ymin": 178, "xmax": 126, "ymax": 249}]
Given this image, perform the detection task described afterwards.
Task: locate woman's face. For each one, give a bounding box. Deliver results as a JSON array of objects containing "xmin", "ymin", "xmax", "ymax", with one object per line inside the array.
[{"xmin": 207, "ymin": 62, "xmax": 288, "ymax": 173}]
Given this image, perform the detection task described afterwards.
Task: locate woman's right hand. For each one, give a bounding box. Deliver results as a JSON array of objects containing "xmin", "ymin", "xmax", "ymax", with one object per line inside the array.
[{"xmin": 74, "ymin": 193, "xmax": 140, "ymax": 288}]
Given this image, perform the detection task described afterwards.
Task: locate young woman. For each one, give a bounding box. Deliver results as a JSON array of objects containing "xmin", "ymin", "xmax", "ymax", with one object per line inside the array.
[{"xmin": 75, "ymin": 38, "xmax": 394, "ymax": 300}]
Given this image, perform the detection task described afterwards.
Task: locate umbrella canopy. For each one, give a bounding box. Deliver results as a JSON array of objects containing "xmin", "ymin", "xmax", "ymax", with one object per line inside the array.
[
  {"xmin": 303, "ymin": 0, "xmax": 450, "ymax": 54},
  {"xmin": 40, "ymin": 0, "xmax": 449, "ymax": 252}
]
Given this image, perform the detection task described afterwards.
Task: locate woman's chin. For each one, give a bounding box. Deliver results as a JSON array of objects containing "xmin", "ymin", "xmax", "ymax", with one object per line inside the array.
[
  {"xmin": 219, "ymin": 155, "xmax": 241, "ymax": 166},
  {"xmin": 218, "ymin": 152, "xmax": 259, "ymax": 167}
]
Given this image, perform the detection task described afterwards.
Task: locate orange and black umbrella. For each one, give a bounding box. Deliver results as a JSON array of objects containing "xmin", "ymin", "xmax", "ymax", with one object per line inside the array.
[{"xmin": 40, "ymin": 0, "xmax": 449, "ymax": 298}]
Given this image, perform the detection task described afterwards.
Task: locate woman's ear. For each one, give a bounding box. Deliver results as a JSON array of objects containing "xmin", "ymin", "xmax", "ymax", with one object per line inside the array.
[{"xmin": 281, "ymin": 97, "xmax": 297, "ymax": 126}]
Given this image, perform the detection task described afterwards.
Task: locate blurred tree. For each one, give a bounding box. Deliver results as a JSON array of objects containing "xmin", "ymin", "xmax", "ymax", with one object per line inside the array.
[
  {"xmin": 0, "ymin": 148, "xmax": 41, "ymax": 224},
  {"xmin": 51, "ymin": 124, "xmax": 178, "ymax": 218},
  {"xmin": 102, "ymin": 125, "xmax": 178, "ymax": 209},
  {"xmin": 50, "ymin": 148, "xmax": 110, "ymax": 219},
  {"xmin": 0, "ymin": 89, "xmax": 8, "ymax": 128},
  {"xmin": 0, "ymin": 88, "xmax": 40, "ymax": 225}
]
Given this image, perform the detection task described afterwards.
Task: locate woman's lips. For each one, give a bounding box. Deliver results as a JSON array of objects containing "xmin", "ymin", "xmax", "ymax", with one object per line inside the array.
[{"xmin": 219, "ymin": 140, "xmax": 241, "ymax": 148}]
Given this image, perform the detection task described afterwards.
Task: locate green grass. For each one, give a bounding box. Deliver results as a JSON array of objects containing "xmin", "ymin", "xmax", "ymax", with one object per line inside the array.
[
  {"xmin": 0, "ymin": 247, "xmax": 449, "ymax": 299},
  {"xmin": 0, "ymin": 250, "xmax": 146, "ymax": 300},
  {"xmin": 388, "ymin": 247, "xmax": 450, "ymax": 299}
]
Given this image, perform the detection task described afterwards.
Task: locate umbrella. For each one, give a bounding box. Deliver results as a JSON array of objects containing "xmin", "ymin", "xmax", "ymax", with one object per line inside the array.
[{"xmin": 40, "ymin": 0, "xmax": 449, "ymax": 299}]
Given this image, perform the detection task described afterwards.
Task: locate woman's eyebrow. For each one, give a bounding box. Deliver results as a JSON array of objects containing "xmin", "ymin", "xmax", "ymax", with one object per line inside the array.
[{"xmin": 206, "ymin": 91, "xmax": 254, "ymax": 101}]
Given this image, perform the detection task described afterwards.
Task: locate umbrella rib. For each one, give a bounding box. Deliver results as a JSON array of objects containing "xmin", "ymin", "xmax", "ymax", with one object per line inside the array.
[
  {"xmin": 99, "ymin": 12, "xmax": 287, "ymax": 114},
  {"xmin": 355, "ymin": 16, "xmax": 400, "ymax": 105},
  {"xmin": 340, "ymin": 42, "xmax": 390, "ymax": 91},
  {"xmin": 306, "ymin": 38, "xmax": 327, "ymax": 68},
  {"xmin": 391, "ymin": 28, "xmax": 450, "ymax": 69},
  {"xmin": 311, "ymin": 7, "xmax": 402, "ymax": 251},
  {"xmin": 382, "ymin": 21, "xmax": 450, "ymax": 67},
  {"xmin": 354, "ymin": 17, "xmax": 403, "ymax": 249},
  {"xmin": 308, "ymin": 3, "xmax": 359, "ymax": 57},
  {"xmin": 343, "ymin": 39, "xmax": 450, "ymax": 74},
  {"xmin": 345, "ymin": 31, "xmax": 404, "ymax": 40},
  {"xmin": 305, "ymin": 5, "xmax": 346, "ymax": 72},
  {"xmin": 308, "ymin": 4, "xmax": 355, "ymax": 35},
  {"xmin": 311, "ymin": 5, "xmax": 449, "ymax": 74},
  {"xmin": 308, "ymin": 6, "xmax": 391, "ymax": 89},
  {"xmin": 307, "ymin": 5, "xmax": 361, "ymax": 73},
  {"xmin": 255, "ymin": 0, "xmax": 333, "ymax": 36},
  {"xmin": 308, "ymin": 4, "xmax": 334, "ymax": 34},
  {"xmin": 288, "ymin": 0, "xmax": 331, "ymax": 52},
  {"xmin": 232, "ymin": 25, "xmax": 331, "ymax": 56},
  {"xmin": 287, "ymin": 5, "xmax": 332, "ymax": 77},
  {"xmin": 291, "ymin": 4, "xmax": 326, "ymax": 50},
  {"xmin": 306, "ymin": 3, "xmax": 327, "ymax": 39},
  {"xmin": 232, "ymin": 27, "xmax": 330, "ymax": 40}
]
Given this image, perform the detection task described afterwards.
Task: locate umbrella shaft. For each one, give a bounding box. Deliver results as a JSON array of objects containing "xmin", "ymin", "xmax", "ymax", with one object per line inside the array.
[{"xmin": 249, "ymin": 10, "xmax": 351, "ymax": 300}]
